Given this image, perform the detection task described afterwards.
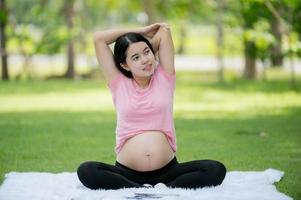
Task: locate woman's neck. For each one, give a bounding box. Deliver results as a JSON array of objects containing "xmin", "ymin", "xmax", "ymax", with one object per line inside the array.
[{"xmin": 133, "ymin": 76, "xmax": 151, "ymax": 88}]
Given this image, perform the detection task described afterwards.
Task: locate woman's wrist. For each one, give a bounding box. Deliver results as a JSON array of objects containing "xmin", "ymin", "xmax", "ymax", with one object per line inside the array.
[{"xmin": 94, "ymin": 23, "xmax": 166, "ymax": 45}]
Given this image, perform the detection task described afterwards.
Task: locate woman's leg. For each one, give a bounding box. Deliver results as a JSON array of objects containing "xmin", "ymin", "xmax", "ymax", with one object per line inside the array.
[
  {"xmin": 77, "ymin": 161, "xmax": 143, "ymax": 190},
  {"xmin": 165, "ymin": 160, "xmax": 226, "ymax": 189}
]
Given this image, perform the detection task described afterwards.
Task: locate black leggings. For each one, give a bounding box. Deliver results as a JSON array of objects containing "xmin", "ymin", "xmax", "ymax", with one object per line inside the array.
[{"xmin": 77, "ymin": 157, "xmax": 226, "ymax": 190}]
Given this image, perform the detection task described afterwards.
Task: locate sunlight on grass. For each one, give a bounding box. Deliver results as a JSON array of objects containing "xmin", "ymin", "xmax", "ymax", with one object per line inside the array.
[
  {"xmin": 1, "ymin": 87, "xmax": 300, "ymax": 118},
  {"xmin": 1, "ymin": 82, "xmax": 300, "ymax": 120},
  {"xmin": 0, "ymin": 90, "xmax": 114, "ymax": 112},
  {"xmin": 175, "ymin": 90, "xmax": 301, "ymax": 118}
]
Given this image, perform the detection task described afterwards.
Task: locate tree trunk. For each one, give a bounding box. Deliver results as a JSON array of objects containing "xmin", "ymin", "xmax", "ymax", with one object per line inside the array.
[
  {"xmin": 177, "ymin": 23, "xmax": 186, "ymax": 54},
  {"xmin": 0, "ymin": 0, "xmax": 9, "ymax": 80},
  {"xmin": 142, "ymin": 0, "xmax": 154, "ymax": 25},
  {"xmin": 64, "ymin": 0, "xmax": 75, "ymax": 79},
  {"xmin": 261, "ymin": 58, "xmax": 267, "ymax": 82},
  {"xmin": 216, "ymin": 0, "xmax": 225, "ymax": 83},
  {"xmin": 270, "ymin": 17, "xmax": 283, "ymax": 67},
  {"xmin": 243, "ymin": 39, "xmax": 257, "ymax": 79},
  {"xmin": 287, "ymin": 10, "xmax": 298, "ymax": 91},
  {"xmin": 66, "ymin": 41, "xmax": 75, "ymax": 78}
]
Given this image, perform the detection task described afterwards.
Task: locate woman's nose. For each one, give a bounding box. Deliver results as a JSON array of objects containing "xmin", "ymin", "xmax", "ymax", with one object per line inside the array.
[{"xmin": 141, "ymin": 55, "xmax": 148, "ymax": 64}]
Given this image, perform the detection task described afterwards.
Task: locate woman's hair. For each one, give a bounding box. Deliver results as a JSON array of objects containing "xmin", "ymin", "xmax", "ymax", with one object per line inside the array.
[{"xmin": 113, "ymin": 33, "xmax": 155, "ymax": 78}]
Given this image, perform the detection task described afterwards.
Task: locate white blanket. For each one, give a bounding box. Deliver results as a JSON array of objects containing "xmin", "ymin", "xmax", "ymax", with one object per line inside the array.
[{"xmin": 0, "ymin": 168, "xmax": 293, "ymax": 200}]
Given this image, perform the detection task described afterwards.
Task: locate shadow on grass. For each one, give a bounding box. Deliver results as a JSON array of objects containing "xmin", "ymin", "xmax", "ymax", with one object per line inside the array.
[
  {"xmin": 0, "ymin": 79, "xmax": 106, "ymax": 95},
  {"xmin": 176, "ymin": 71, "xmax": 301, "ymax": 93},
  {"xmin": 201, "ymin": 79, "xmax": 301, "ymax": 93},
  {"xmin": 184, "ymin": 79, "xmax": 301, "ymax": 93},
  {"xmin": 1, "ymin": 72, "xmax": 301, "ymax": 95}
]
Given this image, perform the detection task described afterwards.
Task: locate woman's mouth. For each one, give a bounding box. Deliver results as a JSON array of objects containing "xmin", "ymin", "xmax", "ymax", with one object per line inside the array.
[{"xmin": 143, "ymin": 64, "xmax": 152, "ymax": 72}]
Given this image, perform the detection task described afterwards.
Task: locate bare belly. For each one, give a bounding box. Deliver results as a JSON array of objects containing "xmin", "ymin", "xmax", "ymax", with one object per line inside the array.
[{"xmin": 116, "ymin": 131, "xmax": 175, "ymax": 172}]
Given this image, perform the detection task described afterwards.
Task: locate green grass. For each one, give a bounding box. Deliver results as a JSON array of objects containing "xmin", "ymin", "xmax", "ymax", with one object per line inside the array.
[{"xmin": 0, "ymin": 70, "xmax": 301, "ymax": 199}]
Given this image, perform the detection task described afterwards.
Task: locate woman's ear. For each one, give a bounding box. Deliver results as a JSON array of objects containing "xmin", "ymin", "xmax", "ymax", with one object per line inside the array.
[{"xmin": 121, "ymin": 63, "xmax": 130, "ymax": 71}]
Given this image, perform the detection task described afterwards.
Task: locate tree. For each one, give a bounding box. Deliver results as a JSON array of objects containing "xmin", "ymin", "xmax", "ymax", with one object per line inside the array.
[
  {"xmin": 7, "ymin": 0, "xmax": 100, "ymax": 79},
  {"xmin": 265, "ymin": 0, "xmax": 299, "ymax": 90},
  {"xmin": 267, "ymin": 1, "xmax": 284, "ymax": 67},
  {"xmin": 142, "ymin": 0, "xmax": 155, "ymax": 25},
  {"xmin": 250, "ymin": 21, "xmax": 275, "ymax": 81},
  {"xmin": 62, "ymin": 0, "xmax": 75, "ymax": 78},
  {"xmin": 0, "ymin": 0, "xmax": 8, "ymax": 80},
  {"xmin": 157, "ymin": 0, "xmax": 190, "ymax": 54},
  {"xmin": 240, "ymin": 1, "xmax": 261, "ymax": 80},
  {"xmin": 291, "ymin": 2, "xmax": 301, "ymax": 40},
  {"xmin": 7, "ymin": 0, "xmax": 69, "ymax": 79},
  {"xmin": 215, "ymin": 0, "xmax": 225, "ymax": 83},
  {"xmin": 157, "ymin": 0, "xmax": 213, "ymax": 54}
]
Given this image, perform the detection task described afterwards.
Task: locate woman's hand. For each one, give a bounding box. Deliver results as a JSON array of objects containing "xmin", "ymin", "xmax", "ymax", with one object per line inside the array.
[{"xmin": 141, "ymin": 23, "xmax": 170, "ymax": 39}]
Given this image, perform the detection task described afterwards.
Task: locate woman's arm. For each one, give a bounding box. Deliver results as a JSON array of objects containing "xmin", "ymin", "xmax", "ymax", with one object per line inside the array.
[
  {"xmin": 94, "ymin": 28, "xmax": 137, "ymax": 82},
  {"xmin": 93, "ymin": 24, "xmax": 161, "ymax": 82},
  {"xmin": 94, "ymin": 29, "xmax": 141, "ymax": 82},
  {"xmin": 150, "ymin": 23, "xmax": 175, "ymax": 74}
]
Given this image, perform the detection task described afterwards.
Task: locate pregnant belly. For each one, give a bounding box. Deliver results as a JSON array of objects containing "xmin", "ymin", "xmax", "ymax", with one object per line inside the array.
[{"xmin": 116, "ymin": 131, "xmax": 175, "ymax": 172}]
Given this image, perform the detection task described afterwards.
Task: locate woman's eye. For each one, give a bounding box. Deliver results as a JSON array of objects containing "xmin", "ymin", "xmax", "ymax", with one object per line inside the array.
[
  {"xmin": 133, "ymin": 56, "xmax": 139, "ymax": 61},
  {"xmin": 144, "ymin": 50, "xmax": 150, "ymax": 55}
]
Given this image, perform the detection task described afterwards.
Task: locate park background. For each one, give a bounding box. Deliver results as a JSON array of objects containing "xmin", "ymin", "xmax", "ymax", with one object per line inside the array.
[{"xmin": 0, "ymin": 0, "xmax": 300, "ymax": 199}]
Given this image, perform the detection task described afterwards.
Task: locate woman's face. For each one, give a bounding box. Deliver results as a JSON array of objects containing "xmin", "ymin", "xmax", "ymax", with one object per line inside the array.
[{"xmin": 122, "ymin": 42, "xmax": 156, "ymax": 78}]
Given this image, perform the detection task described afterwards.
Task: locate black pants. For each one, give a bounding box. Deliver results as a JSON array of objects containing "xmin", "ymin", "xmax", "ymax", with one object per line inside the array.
[{"xmin": 77, "ymin": 157, "xmax": 226, "ymax": 190}]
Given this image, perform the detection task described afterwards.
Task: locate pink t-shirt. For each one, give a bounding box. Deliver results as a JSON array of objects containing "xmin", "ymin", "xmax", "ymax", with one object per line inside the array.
[{"xmin": 108, "ymin": 65, "xmax": 177, "ymax": 154}]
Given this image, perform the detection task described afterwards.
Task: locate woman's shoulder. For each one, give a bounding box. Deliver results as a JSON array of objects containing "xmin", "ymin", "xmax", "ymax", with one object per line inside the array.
[
  {"xmin": 154, "ymin": 64, "xmax": 176, "ymax": 91},
  {"xmin": 108, "ymin": 73, "xmax": 128, "ymax": 90},
  {"xmin": 156, "ymin": 64, "xmax": 175, "ymax": 81}
]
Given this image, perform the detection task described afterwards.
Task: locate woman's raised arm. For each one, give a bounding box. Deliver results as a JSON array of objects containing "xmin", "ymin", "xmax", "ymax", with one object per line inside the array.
[
  {"xmin": 93, "ymin": 23, "xmax": 170, "ymax": 82},
  {"xmin": 94, "ymin": 27, "xmax": 144, "ymax": 82},
  {"xmin": 150, "ymin": 23, "xmax": 175, "ymax": 74}
]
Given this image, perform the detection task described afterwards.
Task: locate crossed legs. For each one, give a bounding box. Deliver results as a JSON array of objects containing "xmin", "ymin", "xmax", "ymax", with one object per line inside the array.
[{"xmin": 77, "ymin": 158, "xmax": 226, "ymax": 190}]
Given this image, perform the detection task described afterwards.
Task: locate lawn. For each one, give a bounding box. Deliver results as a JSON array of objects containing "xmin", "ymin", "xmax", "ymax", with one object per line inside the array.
[{"xmin": 0, "ymin": 69, "xmax": 300, "ymax": 199}]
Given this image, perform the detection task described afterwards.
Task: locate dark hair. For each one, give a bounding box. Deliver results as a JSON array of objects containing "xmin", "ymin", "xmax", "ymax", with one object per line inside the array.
[{"xmin": 113, "ymin": 32, "xmax": 155, "ymax": 78}]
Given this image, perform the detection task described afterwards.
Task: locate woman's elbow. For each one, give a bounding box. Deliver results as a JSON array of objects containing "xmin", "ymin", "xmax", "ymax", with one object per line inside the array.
[{"xmin": 93, "ymin": 32, "xmax": 103, "ymax": 43}]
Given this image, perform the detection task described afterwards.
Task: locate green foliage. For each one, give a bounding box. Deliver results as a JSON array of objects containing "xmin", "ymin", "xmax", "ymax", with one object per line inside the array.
[
  {"xmin": 244, "ymin": 20, "xmax": 275, "ymax": 60},
  {"xmin": 2, "ymin": 0, "xmax": 301, "ymax": 80},
  {"xmin": 6, "ymin": 0, "xmax": 97, "ymax": 56},
  {"xmin": 283, "ymin": 32, "xmax": 301, "ymax": 57},
  {"xmin": 157, "ymin": 0, "xmax": 214, "ymax": 24},
  {"xmin": 0, "ymin": 10, "xmax": 7, "ymax": 23}
]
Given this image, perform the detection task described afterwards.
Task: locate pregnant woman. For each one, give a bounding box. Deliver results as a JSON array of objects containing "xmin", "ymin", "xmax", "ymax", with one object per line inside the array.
[{"xmin": 77, "ymin": 22, "xmax": 226, "ymax": 189}]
